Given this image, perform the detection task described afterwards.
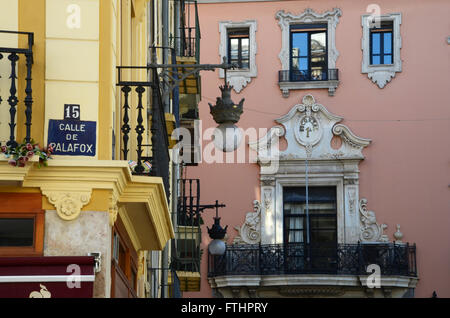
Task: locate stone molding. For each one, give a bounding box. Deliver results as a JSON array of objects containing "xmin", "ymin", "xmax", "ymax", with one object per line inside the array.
[
  {"xmin": 208, "ymin": 274, "xmax": 418, "ymax": 298},
  {"xmin": 219, "ymin": 20, "xmax": 257, "ymax": 93},
  {"xmin": 0, "ymin": 159, "xmax": 174, "ymax": 250},
  {"xmin": 361, "ymin": 13, "xmax": 402, "ymax": 88},
  {"xmin": 248, "ymin": 94, "xmax": 372, "ymax": 244}
]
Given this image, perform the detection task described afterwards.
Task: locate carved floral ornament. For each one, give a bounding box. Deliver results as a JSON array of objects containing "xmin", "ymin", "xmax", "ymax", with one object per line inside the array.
[
  {"xmin": 41, "ymin": 186, "xmax": 121, "ymax": 224},
  {"xmin": 42, "ymin": 189, "xmax": 92, "ymax": 221}
]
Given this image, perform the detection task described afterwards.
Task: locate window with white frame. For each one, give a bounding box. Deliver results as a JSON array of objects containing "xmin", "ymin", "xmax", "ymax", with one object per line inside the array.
[
  {"xmin": 275, "ymin": 8, "xmax": 341, "ymax": 97},
  {"xmin": 361, "ymin": 13, "xmax": 402, "ymax": 88},
  {"xmin": 219, "ymin": 20, "xmax": 257, "ymax": 93}
]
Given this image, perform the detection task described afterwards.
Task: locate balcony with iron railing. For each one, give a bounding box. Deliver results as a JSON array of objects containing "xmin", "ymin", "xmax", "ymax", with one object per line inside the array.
[
  {"xmin": 278, "ymin": 69, "xmax": 339, "ymax": 83},
  {"xmin": 0, "ymin": 30, "xmax": 34, "ymax": 148},
  {"xmin": 278, "ymin": 68, "xmax": 340, "ymax": 97},
  {"xmin": 116, "ymin": 65, "xmax": 171, "ymax": 200},
  {"xmin": 209, "ymin": 242, "xmax": 417, "ymax": 277},
  {"xmin": 172, "ymin": 0, "xmax": 201, "ymax": 124}
]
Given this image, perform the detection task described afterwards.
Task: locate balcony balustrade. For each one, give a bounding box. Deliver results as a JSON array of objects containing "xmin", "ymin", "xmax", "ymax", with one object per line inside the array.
[
  {"xmin": 278, "ymin": 68, "xmax": 339, "ymax": 83},
  {"xmin": 117, "ymin": 66, "xmax": 171, "ymax": 200},
  {"xmin": 0, "ymin": 30, "xmax": 34, "ymax": 148},
  {"xmin": 208, "ymin": 242, "xmax": 417, "ymax": 278}
]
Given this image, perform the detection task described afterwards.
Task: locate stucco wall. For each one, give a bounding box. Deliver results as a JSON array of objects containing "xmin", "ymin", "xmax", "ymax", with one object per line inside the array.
[
  {"xmin": 44, "ymin": 210, "xmax": 112, "ymax": 298},
  {"xmin": 186, "ymin": 0, "xmax": 450, "ymax": 298}
]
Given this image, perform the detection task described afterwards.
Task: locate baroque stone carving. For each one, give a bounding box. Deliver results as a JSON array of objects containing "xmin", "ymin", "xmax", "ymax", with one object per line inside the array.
[
  {"xmin": 234, "ymin": 200, "xmax": 262, "ymax": 244},
  {"xmin": 260, "ymin": 177, "xmax": 275, "ymax": 187},
  {"xmin": 109, "ymin": 193, "xmax": 119, "ymax": 226},
  {"xmin": 263, "ymin": 189, "xmax": 272, "ymax": 212},
  {"xmin": 43, "ymin": 189, "xmax": 92, "ymax": 221},
  {"xmin": 359, "ymin": 198, "xmax": 389, "ymax": 242}
]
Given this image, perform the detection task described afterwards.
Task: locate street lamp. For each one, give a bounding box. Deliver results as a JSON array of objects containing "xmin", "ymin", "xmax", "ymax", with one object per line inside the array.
[
  {"xmin": 209, "ymin": 69, "xmax": 245, "ymax": 152},
  {"xmin": 207, "ymin": 200, "xmax": 228, "ymax": 255}
]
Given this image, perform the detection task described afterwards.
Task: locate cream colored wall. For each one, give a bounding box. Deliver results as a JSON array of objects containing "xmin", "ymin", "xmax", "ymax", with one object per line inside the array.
[
  {"xmin": 44, "ymin": 0, "xmax": 100, "ymax": 160},
  {"xmin": 44, "ymin": 210, "xmax": 112, "ymax": 298},
  {"xmin": 0, "ymin": 0, "xmax": 18, "ymax": 145}
]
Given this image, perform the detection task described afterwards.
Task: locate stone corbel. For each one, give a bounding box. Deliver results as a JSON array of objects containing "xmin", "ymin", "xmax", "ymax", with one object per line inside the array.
[
  {"xmin": 42, "ymin": 188, "xmax": 92, "ymax": 221},
  {"xmin": 109, "ymin": 192, "xmax": 119, "ymax": 226}
]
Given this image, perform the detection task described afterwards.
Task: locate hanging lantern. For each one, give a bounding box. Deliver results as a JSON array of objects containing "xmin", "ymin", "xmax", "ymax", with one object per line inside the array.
[{"xmin": 208, "ymin": 73, "xmax": 244, "ymax": 152}]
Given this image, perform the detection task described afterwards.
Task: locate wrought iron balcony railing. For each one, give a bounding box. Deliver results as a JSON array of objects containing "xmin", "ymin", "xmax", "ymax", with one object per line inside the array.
[
  {"xmin": 208, "ymin": 242, "xmax": 417, "ymax": 277},
  {"xmin": 175, "ymin": 0, "xmax": 200, "ymax": 61},
  {"xmin": 117, "ymin": 66, "xmax": 170, "ymax": 200},
  {"xmin": 0, "ymin": 30, "xmax": 34, "ymax": 148},
  {"xmin": 278, "ymin": 69, "xmax": 339, "ymax": 83}
]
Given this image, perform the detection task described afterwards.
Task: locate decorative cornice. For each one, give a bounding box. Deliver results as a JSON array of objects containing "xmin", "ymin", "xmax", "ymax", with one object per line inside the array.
[
  {"xmin": 332, "ymin": 124, "xmax": 371, "ymax": 150},
  {"xmin": 250, "ymin": 94, "xmax": 371, "ymax": 163},
  {"xmin": 1, "ymin": 159, "xmax": 174, "ymax": 250},
  {"xmin": 276, "ymin": 94, "xmax": 343, "ymax": 124}
]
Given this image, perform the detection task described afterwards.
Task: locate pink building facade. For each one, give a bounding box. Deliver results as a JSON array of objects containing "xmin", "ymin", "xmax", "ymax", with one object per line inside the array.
[{"xmin": 183, "ymin": 0, "xmax": 450, "ymax": 298}]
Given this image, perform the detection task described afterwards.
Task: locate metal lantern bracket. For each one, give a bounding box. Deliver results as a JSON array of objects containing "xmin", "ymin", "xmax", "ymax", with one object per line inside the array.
[{"xmin": 149, "ymin": 56, "xmax": 237, "ymax": 100}]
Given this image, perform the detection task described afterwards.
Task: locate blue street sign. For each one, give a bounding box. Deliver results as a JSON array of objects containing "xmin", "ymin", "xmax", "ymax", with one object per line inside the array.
[{"xmin": 47, "ymin": 119, "xmax": 96, "ymax": 156}]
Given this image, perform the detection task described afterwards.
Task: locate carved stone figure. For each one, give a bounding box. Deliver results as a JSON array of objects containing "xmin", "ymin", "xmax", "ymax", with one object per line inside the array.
[
  {"xmin": 359, "ymin": 198, "xmax": 388, "ymax": 242},
  {"xmin": 233, "ymin": 200, "xmax": 261, "ymax": 244}
]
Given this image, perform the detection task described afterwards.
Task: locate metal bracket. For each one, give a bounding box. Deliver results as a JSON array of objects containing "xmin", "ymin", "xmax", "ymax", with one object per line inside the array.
[{"xmin": 88, "ymin": 252, "xmax": 102, "ymax": 273}]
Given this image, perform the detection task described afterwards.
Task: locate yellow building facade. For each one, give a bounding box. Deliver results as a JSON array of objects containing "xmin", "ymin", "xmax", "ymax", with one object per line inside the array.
[{"xmin": 0, "ymin": 0, "xmax": 174, "ymax": 298}]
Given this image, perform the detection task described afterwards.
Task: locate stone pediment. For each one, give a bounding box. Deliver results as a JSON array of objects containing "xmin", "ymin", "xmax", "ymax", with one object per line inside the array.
[{"xmin": 249, "ymin": 95, "xmax": 371, "ymax": 161}]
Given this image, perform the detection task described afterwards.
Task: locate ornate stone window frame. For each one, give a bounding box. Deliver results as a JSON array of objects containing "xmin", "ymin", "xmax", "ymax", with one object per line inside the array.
[
  {"xmin": 219, "ymin": 20, "xmax": 257, "ymax": 93},
  {"xmin": 249, "ymin": 95, "xmax": 373, "ymax": 245},
  {"xmin": 361, "ymin": 13, "xmax": 402, "ymax": 88},
  {"xmin": 275, "ymin": 8, "xmax": 342, "ymax": 97}
]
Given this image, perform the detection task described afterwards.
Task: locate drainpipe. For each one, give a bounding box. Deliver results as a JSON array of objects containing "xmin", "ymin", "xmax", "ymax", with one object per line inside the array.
[
  {"xmin": 160, "ymin": 0, "xmax": 170, "ymax": 298},
  {"xmin": 162, "ymin": 0, "xmax": 170, "ymax": 113},
  {"xmin": 174, "ymin": 0, "xmax": 181, "ymax": 56}
]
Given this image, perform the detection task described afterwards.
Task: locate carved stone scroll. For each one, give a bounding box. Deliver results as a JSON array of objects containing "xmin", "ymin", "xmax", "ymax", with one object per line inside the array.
[
  {"xmin": 234, "ymin": 200, "xmax": 261, "ymax": 244},
  {"xmin": 359, "ymin": 198, "xmax": 388, "ymax": 242}
]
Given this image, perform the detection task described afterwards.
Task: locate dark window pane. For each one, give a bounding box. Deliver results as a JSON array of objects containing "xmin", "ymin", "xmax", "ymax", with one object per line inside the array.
[
  {"xmin": 241, "ymin": 59, "xmax": 249, "ymax": 69},
  {"xmin": 284, "ymin": 186, "xmax": 337, "ymax": 205},
  {"xmin": 283, "ymin": 187, "xmax": 337, "ymax": 244},
  {"xmin": 310, "ymin": 230, "xmax": 337, "ymax": 243},
  {"xmin": 0, "ymin": 218, "xmax": 34, "ymax": 247},
  {"xmin": 119, "ymin": 242, "xmax": 127, "ymax": 273}
]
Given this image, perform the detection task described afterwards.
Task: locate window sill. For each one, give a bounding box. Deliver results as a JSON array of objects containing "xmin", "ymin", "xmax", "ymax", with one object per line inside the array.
[{"xmin": 279, "ymin": 80, "xmax": 339, "ymax": 97}]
